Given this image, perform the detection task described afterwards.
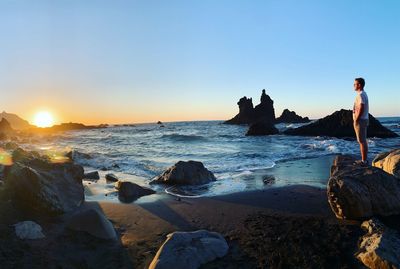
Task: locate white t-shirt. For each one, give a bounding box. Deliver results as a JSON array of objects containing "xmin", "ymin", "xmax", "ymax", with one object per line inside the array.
[{"xmin": 353, "ymin": 90, "xmax": 369, "ymax": 120}]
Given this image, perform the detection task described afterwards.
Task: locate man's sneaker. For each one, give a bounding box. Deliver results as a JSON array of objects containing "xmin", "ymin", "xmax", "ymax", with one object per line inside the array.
[{"xmin": 354, "ymin": 160, "xmax": 368, "ymax": 166}]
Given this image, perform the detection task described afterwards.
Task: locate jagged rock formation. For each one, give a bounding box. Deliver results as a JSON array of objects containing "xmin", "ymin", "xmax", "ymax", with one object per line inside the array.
[
  {"xmin": 284, "ymin": 109, "xmax": 398, "ymax": 138},
  {"xmin": 327, "ymin": 155, "xmax": 400, "ymax": 220},
  {"xmin": 356, "ymin": 218, "xmax": 400, "ymax": 269},
  {"xmin": 276, "ymin": 109, "xmax": 310, "ymax": 123},
  {"xmin": 372, "ymin": 149, "xmax": 400, "ymax": 178},
  {"xmin": 0, "ymin": 111, "xmax": 32, "ymax": 130},
  {"xmin": 224, "ymin": 89, "xmax": 275, "ymax": 125}
]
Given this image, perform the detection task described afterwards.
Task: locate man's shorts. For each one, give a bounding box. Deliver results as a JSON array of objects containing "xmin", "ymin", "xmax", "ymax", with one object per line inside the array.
[{"xmin": 354, "ymin": 119, "xmax": 369, "ymax": 143}]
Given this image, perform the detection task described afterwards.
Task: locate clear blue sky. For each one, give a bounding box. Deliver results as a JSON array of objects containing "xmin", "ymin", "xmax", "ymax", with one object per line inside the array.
[{"xmin": 1, "ymin": 0, "xmax": 399, "ymax": 124}]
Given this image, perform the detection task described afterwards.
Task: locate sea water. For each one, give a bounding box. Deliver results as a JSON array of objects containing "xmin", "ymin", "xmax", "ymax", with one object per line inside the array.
[{"xmin": 24, "ymin": 117, "xmax": 400, "ymax": 201}]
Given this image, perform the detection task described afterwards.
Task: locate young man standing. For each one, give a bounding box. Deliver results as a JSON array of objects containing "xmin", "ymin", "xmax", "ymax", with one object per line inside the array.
[{"xmin": 353, "ymin": 77, "xmax": 369, "ymax": 165}]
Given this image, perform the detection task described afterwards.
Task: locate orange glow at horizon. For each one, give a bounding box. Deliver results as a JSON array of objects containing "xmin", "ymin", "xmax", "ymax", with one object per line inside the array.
[{"xmin": 33, "ymin": 111, "xmax": 55, "ymax": 127}]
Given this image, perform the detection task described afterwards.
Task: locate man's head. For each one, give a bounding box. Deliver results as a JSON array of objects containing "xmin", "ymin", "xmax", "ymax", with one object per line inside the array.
[{"xmin": 354, "ymin": 77, "xmax": 365, "ymax": 91}]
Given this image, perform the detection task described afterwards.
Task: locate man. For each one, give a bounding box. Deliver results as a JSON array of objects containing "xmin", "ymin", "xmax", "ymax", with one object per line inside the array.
[{"xmin": 353, "ymin": 77, "xmax": 369, "ymax": 165}]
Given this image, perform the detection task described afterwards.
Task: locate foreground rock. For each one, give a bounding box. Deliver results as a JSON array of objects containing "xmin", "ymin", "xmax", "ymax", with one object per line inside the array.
[
  {"xmin": 67, "ymin": 209, "xmax": 117, "ymax": 240},
  {"xmin": 225, "ymin": 89, "xmax": 276, "ymax": 125},
  {"xmin": 356, "ymin": 218, "xmax": 400, "ymax": 269},
  {"xmin": 373, "ymin": 149, "xmax": 400, "ymax": 178},
  {"xmin": 246, "ymin": 121, "xmax": 279, "ymax": 136},
  {"xmin": 14, "ymin": 221, "xmax": 45, "ymax": 240},
  {"xmin": 115, "ymin": 181, "xmax": 155, "ymax": 203},
  {"xmin": 327, "ymin": 155, "xmax": 400, "ymax": 220},
  {"xmin": 284, "ymin": 109, "xmax": 398, "ymax": 138},
  {"xmin": 4, "ymin": 148, "xmax": 85, "ymax": 216},
  {"xmin": 149, "ymin": 230, "xmax": 229, "ymax": 269},
  {"xmin": 275, "ymin": 109, "xmax": 310, "ymax": 123},
  {"xmin": 151, "ymin": 161, "xmax": 216, "ymax": 185}
]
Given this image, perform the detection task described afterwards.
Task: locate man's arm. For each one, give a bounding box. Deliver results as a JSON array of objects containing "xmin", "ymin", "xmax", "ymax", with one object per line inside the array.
[{"xmin": 355, "ymin": 103, "xmax": 365, "ymax": 122}]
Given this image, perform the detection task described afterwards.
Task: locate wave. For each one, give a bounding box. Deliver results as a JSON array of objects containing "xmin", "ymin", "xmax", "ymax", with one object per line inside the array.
[{"xmin": 160, "ymin": 133, "xmax": 207, "ymax": 142}]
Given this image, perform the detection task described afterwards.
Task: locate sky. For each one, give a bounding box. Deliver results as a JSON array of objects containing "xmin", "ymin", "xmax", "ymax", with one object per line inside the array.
[{"xmin": 1, "ymin": 0, "xmax": 399, "ymax": 125}]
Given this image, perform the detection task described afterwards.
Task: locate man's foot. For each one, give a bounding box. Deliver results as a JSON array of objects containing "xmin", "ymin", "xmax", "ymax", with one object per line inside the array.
[{"xmin": 354, "ymin": 160, "xmax": 368, "ymax": 166}]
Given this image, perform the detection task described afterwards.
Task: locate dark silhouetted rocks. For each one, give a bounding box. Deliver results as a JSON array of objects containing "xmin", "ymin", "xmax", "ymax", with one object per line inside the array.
[
  {"xmin": 0, "ymin": 111, "xmax": 33, "ymax": 130},
  {"xmin": 246, "ymin": 121, "xmax": 279, "ymax": 136},
  {"xmin": 84, "ymin": 171, "xmax": 100, "ymax": 181},
  {"xmin": 30, "ymin": 122, "xmax": 107, "ymax": 134},
  {"xmin": 225, "ymin": 89, "xmax": 276, "ymax": 125},
  {"xmin": 276, "ymin": 109, "xmax": 310, "ymax": 123},
  {"xmin": 284, "ymin": 109, "xmax": 398, "ymax": 138},
  {"xmin": 151, "ymin": 161, "xmax": 216, "ymax": 185},
  {"xmin": 105, "ymin": 173, "xmax": 119, "ymax": 183},
  {"xmin": 0, "ymin": 118, "xmax": 14, "ymax": 134},
  {"xmin": 327, "ymin": 155, "xmax": 400, "ymax": 220}
]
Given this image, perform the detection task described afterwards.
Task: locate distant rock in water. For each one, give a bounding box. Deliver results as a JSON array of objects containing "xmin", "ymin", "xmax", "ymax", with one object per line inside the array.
[
  {"xmin": 246, "ymin": 121, "xmax": 279, "ymax": 136},
  {"xmin": 0, "ymin": 111, "xmax": 33, "ymax": 130},
  {"xmin": 157, "ymin": 121, "xmax": 163, "ymax": 124},
  {"xmin": 225, "ymin": 89, "xmax": 276, "ymax": 125},
  {"xmin": 151, "ymin": 160, "xmax": 216, "ymax": 185},
  {"xmin": 284, "ymin": 109, "xmax": 398, "ymax": 138},
  {"xmin": 0, "ymin": 118, "xmax": 13, "ymax": 134},
  {"xmin": 276, "ymin": 109, "xmax": 310, "ymax": 123},
  {"xmin": 31, "ymin": 122, "xmax": 107, "ymax": 133}
]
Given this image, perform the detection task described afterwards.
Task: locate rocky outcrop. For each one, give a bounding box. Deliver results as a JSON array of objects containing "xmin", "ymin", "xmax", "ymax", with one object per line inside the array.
[
  {"xmin": 356, "ymin": 218, "xmax": 400, "ymax": 269},
  {"xmin": 30, "ymin": 122, "xmax": 107, "ymax": 133},
  {"xmin": 0, "ymin": 111, "xmax": 33, "ymax": 130},
  {"xmin": 14, "ymin": 221, "xmax": 45, "ymax": 240},
  {"xmin": 67, "ymin": 209, "xmax": 117, "ymax": 240},
  {"xmin": 327, "ymin": 155, "xmax": 400, "ymax": 220},
  {"xmin": 284, "ymin": 109, "xmax": 398, "ymax": 138},
  {"xmin": 150, "ymin": 161, "xmax": 216, "ymax": 185},
  {"xmin": 276, "ymin": 109, "xmax": 310, "ymax": 123},
  {"xmin": 149, "ymin": 230, "xmax": 229, "ymax": 269},
  {"xmin": 373, "ymin": 149, "xmax": 400, "ymax": 178},
  {"xmin": 246, "ymin": 121, "xmax": 279, "ymax": 136},
  {"xmin": 115, "ymin": 181, "xmax": 155, "ymax": 203},
  {"xmin": 4, "ymin": 148, "xmax": 85, "ymax": 216},
  {"xmin": 0, "ymin": 118, "xmax": 14, "ymax": 134},
  {"xmin": 83, "ymin": 171, "xmax": 100, "ymax": 180},
  {"xmin": 224, "ymin": 89, "xmax": 276, "ymax": 125}
]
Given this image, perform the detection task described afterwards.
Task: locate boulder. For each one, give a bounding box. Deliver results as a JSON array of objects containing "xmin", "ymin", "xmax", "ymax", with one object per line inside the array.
[
  {"xmin": 105, "ymin": 173, "xmax": 119, "ymax": 183},
  {"xmin": 151, "ymin": 161, "xmax": 216, "ymax": 185},
  {"xmin": 356, "ymin": 218, "xmax": 400, "ymax": 269},
  {"xmin": 372, "ymin": 149, "xmax": 400, "ymax": 178},
  {"xmin": 284, "ymin": 109, "xmax": 398, "ymax": 138},
  {"xmin": 275, "ymin": 109, "xmax": 310, "ymax": 123},
  {"xmin": 67, "ymin": 209, "xmax": 117, "ymax": 240},
  {"xmin": 149, "ymin": 230, "xmax": 229, "ymax": 269},
  {"xmin": 246, "ymin": 121, "xmax": 279, "ymax": 136},
  {"xmin": 225, "ymin": 89, "xmax": 276, "ymax": 125},
  {"xmin": 14, "ymin": 221, "xmax": 45, "ymax": 240},
  {"xmin": 115, "ymin": 181, "xmax": 155, "ymax": 203},
  {"xmin": 4, "ymin": 151, "xmax": 85, "ymax": 216},
  {"xmin": 327, "ymin": 155, "xmax": 400, "ymax": 220},
  {"xmin": 84, "ymin": 171, "xmax": 100, "ymax": 180}
]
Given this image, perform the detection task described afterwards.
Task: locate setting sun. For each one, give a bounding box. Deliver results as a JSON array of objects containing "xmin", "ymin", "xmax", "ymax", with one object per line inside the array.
[{"xmin": 34, "ymin": 111, "xmax": 54, "ymax": 128}]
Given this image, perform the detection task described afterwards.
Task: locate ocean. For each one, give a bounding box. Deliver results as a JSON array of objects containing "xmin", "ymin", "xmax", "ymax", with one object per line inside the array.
[{"xmin": 25, "ymin": 117, "xmax": 400, "ymax": 201}]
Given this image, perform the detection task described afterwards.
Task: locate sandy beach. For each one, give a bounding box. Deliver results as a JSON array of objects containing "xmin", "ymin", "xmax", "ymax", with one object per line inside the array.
[{"xmin": 0, "ymin": 155, "xmax": 367, "ymax": 268}]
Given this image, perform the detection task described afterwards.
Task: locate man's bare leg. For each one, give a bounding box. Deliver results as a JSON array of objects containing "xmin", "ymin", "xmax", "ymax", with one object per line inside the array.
[{"xmin": 360, "ymin": 141, "xmax": 368, "ymax": 162}]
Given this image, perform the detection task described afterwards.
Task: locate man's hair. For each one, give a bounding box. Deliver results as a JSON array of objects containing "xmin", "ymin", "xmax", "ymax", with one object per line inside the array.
[{"xmin": 355, "ymin": 77, "xmax": 365, "ymax": 89}]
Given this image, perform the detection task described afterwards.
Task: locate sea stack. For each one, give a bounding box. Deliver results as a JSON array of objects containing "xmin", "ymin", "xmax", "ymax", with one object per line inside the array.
[
  {"xmin": 225, "ymin": 89, "xmax": 276, "ymax": 125},
  {"xmin": 276, "ymin": 109, "xmax": 310, "ymax": 123}
]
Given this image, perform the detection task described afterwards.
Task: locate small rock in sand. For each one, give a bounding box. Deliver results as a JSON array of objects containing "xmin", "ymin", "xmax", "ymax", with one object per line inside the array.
[
  {"xmin": 105, "ymin": 173, "xmax": 119, "ymax": 183},
  {"xmin": 115, "ymin": 181, "xmax": 155, "ymax": 203},
  {"xmin": 67, "ymin": 209, "xmax": 117, "ymax": 240},
  {"xmin": 14, "ymin": 221, "xmax": 45, "ymax": 240},
  {"xmin": 84, "ymin": 171, "xmax": 100, "ymax": 180},
  {"xmin": 263, "ymin": 175, "xmax": 276, "ymax": 185},
  {"xmin": 149, "ymin": 230, "xmax": 229, "ymax": 269}
]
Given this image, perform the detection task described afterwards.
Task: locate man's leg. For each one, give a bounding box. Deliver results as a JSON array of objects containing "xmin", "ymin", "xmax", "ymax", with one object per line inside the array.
[{"xmin": 360, "ymin": 141, "xmax": 368, "ymax": 162}]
